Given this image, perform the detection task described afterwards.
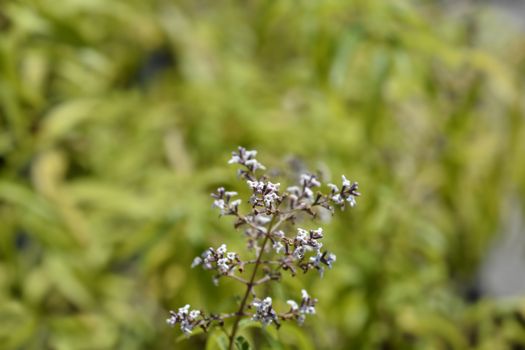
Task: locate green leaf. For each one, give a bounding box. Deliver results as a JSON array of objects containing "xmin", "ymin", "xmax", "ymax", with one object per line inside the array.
[
  {"xmin": 262, "ymin": 327, "xmax": 283, "ymax": 350},
  {"xmin": 279, "ymin": 323, "xmax": 315, "ymax": 350},
  {"xmin": 238, "ymin": 319, "xmax": 262, "ymax": 331},
  {"xmin": 205, "ymin": 329, "xmax": 228, "ymax": 350},
  {"xmin": 175, "ymin": 327, "xmax": 204, "ymax": 342},
  {"xmin": 234, "ymin": 335, "xmax": 251, "ymax": 350}
]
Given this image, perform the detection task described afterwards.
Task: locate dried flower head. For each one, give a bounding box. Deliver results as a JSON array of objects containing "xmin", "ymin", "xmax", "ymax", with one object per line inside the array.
[{"xmin": 167, "ymin": 147, "xmax": 360, "ymax": 349}]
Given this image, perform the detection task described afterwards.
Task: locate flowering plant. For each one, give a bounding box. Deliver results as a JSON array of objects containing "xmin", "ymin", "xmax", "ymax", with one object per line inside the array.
[{"xmin": 167, "ymin": 147, "xmax": 360, "ymax": 349}]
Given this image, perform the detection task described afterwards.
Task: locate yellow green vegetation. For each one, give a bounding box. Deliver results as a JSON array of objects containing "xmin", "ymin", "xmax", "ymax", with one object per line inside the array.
[{"xmin": 1, "ymin": 0, "xmax": 525, "ymax": 349}]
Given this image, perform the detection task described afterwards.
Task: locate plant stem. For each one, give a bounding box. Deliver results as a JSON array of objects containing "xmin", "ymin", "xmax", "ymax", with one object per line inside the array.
[
  {"xmin": 227, "ymin": 216, "xmax": 276, "ymax": 350},
  {"xmin": 226, "ymin": 274, "xmax": 249, "ymax": 284}
]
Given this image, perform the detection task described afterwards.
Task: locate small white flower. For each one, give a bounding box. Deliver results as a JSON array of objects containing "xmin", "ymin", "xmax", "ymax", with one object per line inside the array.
[
  {"xmin": 304, "ymin": 187, "xmax": 313, "ymax": 199},
  {"xmin": 267, "ymin": 182, "xmax": 280, "ymax": 192},
  {"xmin": 328, "ymin": 183, "xmax": 339, "ymax": 192},
  {"xmin": 245, "ymin": 159, "xmax": 266, "ymax": 170},
  {"xmin": 201, "ymin": 250, "xmax": 214, "ymax": 269},
  {"xmin": 310, "ymin": 240, "xmax": 323, "ymax": 251},
  {"xmin": 304, "ymin": 305, "xmax": 316, "ymax": 315},
  {"xmin": 247, "ymin": 180, "xmax": 265, "ymax": 193},
  {"xmin": 228, "ymin": 147, "xmax": 264, "ymax": 170},
  {"xmin": 228, "ymin": 155, "xmax": 241, "ymax": 164},
  {"xmin": 202, "ymin": 249, "xmax": 213, "ymax": 259},
  {"xmin": 301, "ymin": 290, "xmax": 309, "ymax": 300},
  {"xmin": 189, "ymin": 310, "xmax": 201, "ymax": 319},
  {"xmin": 300, "ymin": 174, "xmax": 311, "ymax": 186},
  {"xmin": 217, "ymin": 258, "xmax": 230, "ymax": 273},
  {"xmin": 310, "ymin": 252, "xmax": 322, "ymax": 265},
  {"xmin": 230, "ymin": 199, "xmax": 241, "ymax": 208},
  {"xmin": 213, "ymin": 199, "xmax": 226, "ymax": 210},
  {"xmin": 309, "ymin": 252, "xmax": 325, "ymax": 277},
  {"xmin": 311, "ymin": 227, "xmax": 323, "ymax": 239},
  {"xmin": 180, "ymin": 322, "xmax": 193, "ymax": 335},
  {"xmin": 273, "ymin": 230, "xmax": 285, "ymax": 238},
  {"xmin": 245, "ymin": 159, "xmax": 257, "ymax": 167},
  {"xmin": 273, "ymin": 241, "xmax": 284, "ymax": 254},
  {"xmin": 191, "ymin": 256, "xmax": 203, "ymax": 268},
  {"xmin": 166, "ymin": 304, "xmax": 202, "ymax": 335},
  {"xmin": 252, "ymin": 297, "xmax": 276, "ymax": 326},
  {"xmin": 286, "ymin": 290, "xmax": 318, "ymax": 326},
  {"xmin": 296, "ymin": 228, "xmax": 309, "ymax": 244},
  {"xmin": 226, "ymin": 252, "xmax": 236, "ymax": 260},
  {"xmin": 347, "ymin": 195, "xmax": 357, "ymax": 207},
  {"xmin": 300, "ymin": 174, "xmax": 320, "ymax": 187},
  {"xmin": 287, "ymin": 186, "xmax": 301, "ymax": 194},
  {"xmin": 217, "ymin": 244, "xmax": 227, "ymax": 255},
  {"xmin": 325, "ymin": 252, "xmax": 336, "ymax": 268},
  {"xmin": 287, "ymin": 300, "xmax": 299, "ymax": 311},
  {"xmin": 293, "ymin": 246, "xmax": 305, "ymax": 259},
  {"xmin": 178, "ymin": 305, "xmax": 190, "ymax": 317},
  {"xmin": 341, "ymin": 175, "xmax": 351, "ymax": 187},
  {"xmin": 166, "ymin": 315, "xmax": 177, "ymax": 326},
  {"xmin": 264, "ymin": 192, "xmax": 280, "ymax": 207},
  {"xmin": 332, "ymin": 194, "xmax": 344, "ymax": 205}
]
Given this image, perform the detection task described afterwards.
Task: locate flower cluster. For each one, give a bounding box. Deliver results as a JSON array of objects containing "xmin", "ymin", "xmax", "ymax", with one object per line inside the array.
[
  {"xmin": 328, "ymin": 175, "xmax": 360, "ymax": 209},
  {"xmin": 167, "ymin": 147, "xmax": 360, "ymax": 347},
  {"xmin": 286, "ymin": 173, "xmax": 321, "ymax": 208},
  {"xmin": 192, "ymin": 244, "xmax": 239, "ymax": 275},
  {"xmin": 286, "ymin": 290, "xmax": 318, "ymax": 325},
  {"xmin": 262, "ymin": 226, "xmax": 336, "ymax": 277},
  {"xmin": 293, "ymin": 227, "xmax": 324, "ymax": 257},
  {"xmin": 247, "ymin": 180, "xmax": 282, "ymax": 212},
  {"xmin": 166, "ymin": 305, "xmax": 203, "ymax": 336},
  {"xmin": 228, "ymin": 147, "xmax": 266, "ymax": 179},
  {"xmin": 250, "ymin": 297, "xmax": 278, "ymax": 327},
  {"xmin": 211, "ymin": 187, "xmax": 241, "ymax": 216},
  {"xmin": 309, "ymin": 251, "xmax": 336, "ymax": 277}
]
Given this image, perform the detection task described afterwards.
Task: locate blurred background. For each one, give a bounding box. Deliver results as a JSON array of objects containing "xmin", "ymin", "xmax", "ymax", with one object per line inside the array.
[{"xmin": 1, "ymin": 0, "xmax": 525, "ymax": 349}]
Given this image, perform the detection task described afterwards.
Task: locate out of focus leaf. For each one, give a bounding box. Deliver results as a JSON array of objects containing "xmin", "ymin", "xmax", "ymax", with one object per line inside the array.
[
  {"xmin": 205, "ymin": 329, "xmax": 228, "ymax": 350},
  {"xmin": 234, "ymin": 335, "xmax": 251, "ymax": 350}
]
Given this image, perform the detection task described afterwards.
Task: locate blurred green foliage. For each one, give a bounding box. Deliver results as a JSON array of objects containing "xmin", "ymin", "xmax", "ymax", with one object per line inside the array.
[{"xmin": 1, "ymin": 0, "xmax": 525, "ymax": 349}]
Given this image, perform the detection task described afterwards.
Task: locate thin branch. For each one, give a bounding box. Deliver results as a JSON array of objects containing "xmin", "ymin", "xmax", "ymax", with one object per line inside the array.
[
  {"xmin": 243, "ymin": 259, "xmax": 280, "ymax": 265},
  {"xmin": 236, "ymin": 214, "xmax": 267, "ymax": 233},
  {"xmin": 270, "ymin": 211, "xmax": 296, "ymax": 233},
  {"xmin": 225, "ymin": 273, "xmax": 249, "ymax": 284},
  {"xmin": 219, "ymin": 312, "xmax": 247, "ymax": 319},
  {"xmin": 253, "ymin": 275, "xmax": 271, "ymax": 285},
  {"xmin": 227, "ymin": 216, "xmax": 277, "ymax": 350}
]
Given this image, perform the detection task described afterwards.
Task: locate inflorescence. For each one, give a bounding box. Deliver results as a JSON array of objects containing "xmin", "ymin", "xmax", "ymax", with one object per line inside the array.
[{"xmin": 167, "ymin": 147, "xmax": 360, "ymax": 347}]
